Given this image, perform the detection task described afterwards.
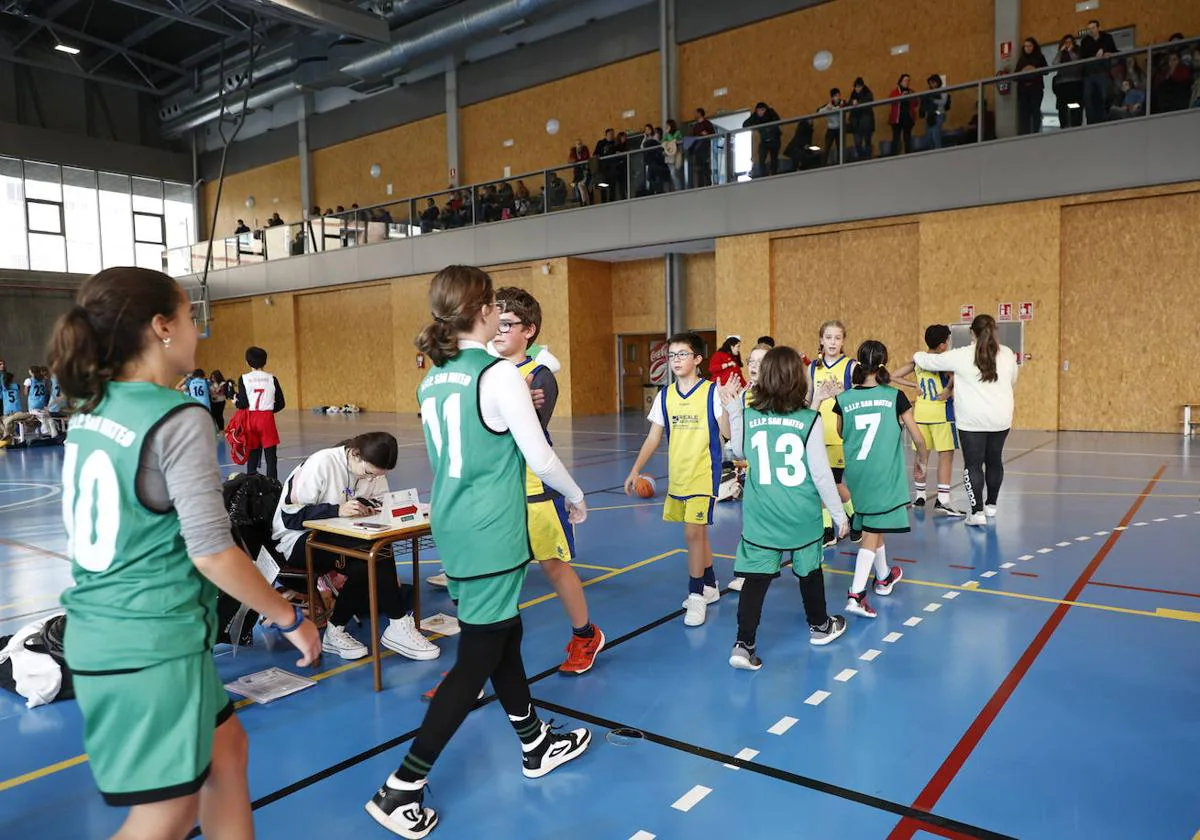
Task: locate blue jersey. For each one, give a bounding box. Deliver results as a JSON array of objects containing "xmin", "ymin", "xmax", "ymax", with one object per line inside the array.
[
  {"xmin": 48, "ymin": 377, "xmax": 64, "ymax": 412},
  {"xmin": 26, "ymin": 378, "xmax": 49, "ymax": 411},
  {"xmin": 185, "ymin": 377, "xmax": 211, "ymax": 408},
  {"xmin": 1, "ymin": 380, "xmax": 20, "ymax": 415}
]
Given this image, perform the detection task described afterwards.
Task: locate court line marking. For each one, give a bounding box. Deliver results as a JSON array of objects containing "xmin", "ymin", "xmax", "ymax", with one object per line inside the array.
[
  {"xmin": 629, "ymin": 831, "xmax": 656, "ymax": 840},
  {"xmin": 804, "ymin": 690, "xmax": 831, "ymax": 706},
  {"xmin": 570, "ymin": 563, "xmax": 623, "ymax": 572},
  {"xmin": 860, "ymin": 649, "xmax": 882, "ymax": 661},
  {"xmin": 882, "ymin": 632, "xmax": 903, "ymax": 643},
  {"xmin": 834, "ymin": 669, "xmax": 857, "ymax": 683},
  {"xmin": 671, "ymin": 784, "xmax": 712, "ymax": 812},
  {"xmin": 768, "ymin": 716, "xmax": 798, "ymax": 735},
  {"xmin": 723, "ymin": 747, "xmax": 760, "ymax": 770},
  {"xmin": 1088, "ymin": 581, "xmax": 1200, "ymax": 600},
  {"xmin": 1006, "ymin": 470, "xmax": 1200, "ymax": 485},
  {"xmin": 904, "ymin": 617, "xmax": 923, "ymax": 627}
]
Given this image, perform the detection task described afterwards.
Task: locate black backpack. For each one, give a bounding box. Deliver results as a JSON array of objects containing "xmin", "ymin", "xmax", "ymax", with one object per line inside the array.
[{"xmin": 216, "ymin": 474, "xmax": 285, "ymax": 646}]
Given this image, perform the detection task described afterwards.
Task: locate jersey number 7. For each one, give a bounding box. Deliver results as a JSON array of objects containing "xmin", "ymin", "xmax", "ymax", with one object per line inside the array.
[{"xmin": 853, "ymin": 413, "xmax": 881, "ymax": 461}]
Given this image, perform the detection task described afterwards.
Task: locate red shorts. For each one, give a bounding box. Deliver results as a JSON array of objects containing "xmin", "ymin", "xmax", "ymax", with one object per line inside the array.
[{"xmin": 245, "ymin": 411, "xmax": 280, "ymax": 450}]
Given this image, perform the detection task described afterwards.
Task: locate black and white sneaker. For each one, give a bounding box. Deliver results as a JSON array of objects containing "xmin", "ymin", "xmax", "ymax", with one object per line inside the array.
[
  {"xmin": 522, "ymin": 721, "xmax": 591, "ymax": 779},
  {"xmin": 822, "ymin": 527, "xmax": 836, "ymax": 548},
  {"xmin": 913, "ymin": 496, "xmax": 927, "ymax": 507},
  {"xmin": 729, "ymin": 641, "xmax": 763, "ymax": 670},
  {"xmin": 365, "ymin": 778, "xmax": 439, "ymax": 839},
  {"xmin": 934, "ymin": 500, "xmax": 966, "ymax": 517},
  {"xmin": 809, "ymin": 615, "xmax": 847, "ymax": 646},
  {"xmin": 849, "ymin": 527, "xmax": 863, "ymax": 544}
]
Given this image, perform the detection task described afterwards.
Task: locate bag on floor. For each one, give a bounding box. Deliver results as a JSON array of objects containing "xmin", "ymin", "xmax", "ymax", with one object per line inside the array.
[
  {"xmin": 0, "ymin": 614, "xmax": 73, "ymax": 708},
  {"xmin": 215, "ymin": 474, "xmax": 285, "ymax": 647}
]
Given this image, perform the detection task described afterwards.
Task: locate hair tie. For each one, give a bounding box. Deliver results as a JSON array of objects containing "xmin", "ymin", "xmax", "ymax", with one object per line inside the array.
[{"xmin": 432, "ymin": 314, "xmax": 451, "ymax": 324}]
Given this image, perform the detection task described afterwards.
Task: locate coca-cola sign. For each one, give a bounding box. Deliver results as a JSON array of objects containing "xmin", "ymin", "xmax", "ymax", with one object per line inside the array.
[{"xmin": 649, "ymin": 340, "xmax": 669, "ymax": 385}]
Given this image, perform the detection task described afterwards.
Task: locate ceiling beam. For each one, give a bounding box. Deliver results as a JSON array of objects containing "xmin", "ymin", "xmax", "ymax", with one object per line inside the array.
[
  {"xmin": 9, "ymin": 0, "xmax": 83, "ymax": 52},
  {"xmin": 12, "ymin": 11, "xmax": 187, "ymax": 75},
  {"xmin": 88, "ymin": 0, "xmax": 221, "ymax": 74},
  {"xmin": 0, "ymin": 51, "xmax": 160, "ymax": 95},
  {"xmin": 104, "ymin": 0, "xmax": 243, "ymax": 37}
]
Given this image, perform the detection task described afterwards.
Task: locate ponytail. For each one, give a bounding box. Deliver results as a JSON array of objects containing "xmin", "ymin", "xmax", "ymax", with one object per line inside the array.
[
  {"xmin": 971, "ymin": 314, "xmax": 999, "ymax": 383},
  {"xmin": 47, "ymin": 306, "xmax": 110, "ymax": 413},
  {"xmin": 853, "ymin": 339, "xmax": 891, "ymax": 386},
  {"xmin": 414, "ymin": 265, "xmax": 495, "ymax": 367}
]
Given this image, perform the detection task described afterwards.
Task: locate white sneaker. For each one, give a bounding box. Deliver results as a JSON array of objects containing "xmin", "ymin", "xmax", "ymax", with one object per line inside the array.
[
  {"xmin": 382, "ymin": 615, "xmax": 441, "ymax": 660},
  {"xmin": 727, "ymin": 577, "xmax": 745, "ymax": 592},
  {"xmin": 984, "ymin": 504, "xmax": 998, "ymax": 518},
  {"xmin": 426, "ymin": 572, "xmax": 448, "ymax": 588},
  {"xmin": 703, "ymin": 583, "xmax": 721, "ymax": 604},
  {"xmin": 682, "ymin": 593, "xmax": 707, "ymax": 626},
  {"xmin": 964, "ymin": 512, "xmax": 987, "ymax": 527},
  {"xmin": 322, "ymin": 624, "xmax": 368, "ymax": 660}
]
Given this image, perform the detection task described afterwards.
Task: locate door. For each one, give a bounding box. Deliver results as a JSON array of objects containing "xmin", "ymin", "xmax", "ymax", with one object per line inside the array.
[{"xmin": 620, "ymin": 336, "xmax": 647, "ymax": 411}]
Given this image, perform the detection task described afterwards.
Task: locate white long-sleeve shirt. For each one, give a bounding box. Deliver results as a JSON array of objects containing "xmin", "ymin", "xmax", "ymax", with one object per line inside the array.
[{"xmin": 913, "ymin": 344, "xmax": 1018, "ymax": 432}]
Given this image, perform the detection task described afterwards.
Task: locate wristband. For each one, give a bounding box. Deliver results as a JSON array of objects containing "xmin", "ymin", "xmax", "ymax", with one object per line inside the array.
[{"xmin": 276, "ymin": 604, "xmax": 305, "ymax": 633}]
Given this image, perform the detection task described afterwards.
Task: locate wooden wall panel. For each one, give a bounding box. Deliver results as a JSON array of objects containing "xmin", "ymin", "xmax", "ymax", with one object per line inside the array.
[
  {"xmin": 1059, "ymin": 192, "xmax": 1200, "ymax": 433},
  {"xmin": 460, "ymin": 54, "xmax": 659, "ymax": 185},
  {"xmin": 680, "ymin": 0, "xmax": 993, "ymax": 133},
  {"xmin": 202, "ymin": 157, "xmax": 301, "ymax": 240},
  {"xmin": 611, "ymin": 259, "xmax": 664, "ymax": 335},
  {"xmin": 252, "ymin": 294, "xmax": 299, "ymax": 408},
  {"xmin": 684, "ymin": 252, "xmax": 715, "ymax": 331},
  {"xmin": 566, "ymin": 258, "xmax": 616, "ymax": 416},
  {"xmin": 1021, "ymin": 0, "xmax": 1200, "ymax": 48},
  {"xmin": 716, "ymin": 233, "xmax": 771, "ymax": 349},
  {"xmin": 312, "ymin": 115, "xmax": 447, "ymax": 212},
  {"xmin": 391, "ymin": 273, "xmax": 435, "ymax": 415},
  {"xmin": 919, "ymin": 202, "xmax": 1060, "ymax": 430},
  {"xmin": 195, "ymin": 299, "xmax": 255, "ymax": 380},
  {"xmin": 297, "ymin": 284, "xmax": 394, "ymax": 410}
]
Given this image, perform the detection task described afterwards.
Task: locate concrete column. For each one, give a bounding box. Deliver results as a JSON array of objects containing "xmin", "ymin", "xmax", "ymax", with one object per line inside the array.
[
  {"xmin": 994, "ymin": 0, "xmax": 1021, "ymax": 139},
  {"xmin": 446, "ymin": 54, "xmax": 460, "ymax": 187},
  {"xmin": 664, "ymin": 252, "xmax": 686, "ymax": 337},
  {"xmin": 658, "ymin": 0, "xmax": 678, "ymax": 124},
  {"xmin": 298, "ymin": 93, "xmax": 314, "ymax": 216}
]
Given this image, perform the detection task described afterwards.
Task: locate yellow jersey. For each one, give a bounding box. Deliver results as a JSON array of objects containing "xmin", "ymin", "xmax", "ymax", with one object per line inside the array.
[
  {"xmin": 516, "ymin": 355, "xmax": 554, "ymax": 499},
  {"xmin": 656, "ymin": 379, "xmax": 721, "ymax": 499},
  {"xmin": 914, "ymin": 366, "xmax": 954, "ymax": 425},
  {"xmin": 809, "ymin": 356, "xmax": 855, "ymax": 446}
]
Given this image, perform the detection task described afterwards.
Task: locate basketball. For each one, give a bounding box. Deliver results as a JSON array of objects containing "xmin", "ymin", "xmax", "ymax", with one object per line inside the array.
[{"xmin": 634, "ymin": 474, "xmax": 656, "ymax": 498}]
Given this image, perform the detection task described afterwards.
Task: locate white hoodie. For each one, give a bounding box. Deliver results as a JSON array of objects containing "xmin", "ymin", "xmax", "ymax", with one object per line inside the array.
[{"xmin": 912, "ymin": 344, "xmax": 1019, "ymax": 432}]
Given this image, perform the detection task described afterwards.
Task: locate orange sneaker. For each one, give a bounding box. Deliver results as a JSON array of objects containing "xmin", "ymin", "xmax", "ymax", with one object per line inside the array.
[{"xmin": 558, "ymin": 626, "xmax": 606, "ymax": 676}]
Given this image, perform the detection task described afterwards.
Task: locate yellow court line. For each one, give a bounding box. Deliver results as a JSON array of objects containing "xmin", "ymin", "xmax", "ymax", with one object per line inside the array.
[
  {"xmin": 1001, "ymin": 491, "xmax": 1198, "ymax": 499},
  {"xmin": 0, "ymin": 547, "xmax": 686, "ymax": 793},
  {"xmin": 571, "ymin": 563, "xmax": 623, "ymax": 572}
]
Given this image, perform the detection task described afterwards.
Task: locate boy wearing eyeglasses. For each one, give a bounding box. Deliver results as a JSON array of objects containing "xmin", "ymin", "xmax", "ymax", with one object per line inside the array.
[
  {"xmin": 626, "ymin": 332, "xmax": 735, "ymax": 627},
  {"xmin": 489, "ymin": 286, "xmax": 605, "ymax": 676}
]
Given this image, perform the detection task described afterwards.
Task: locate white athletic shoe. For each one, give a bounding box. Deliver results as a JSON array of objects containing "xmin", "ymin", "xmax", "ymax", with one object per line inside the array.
[
  {"xmin": 964, "ymin": 512, "xmax": 987, "ymax": 527},
  {"xmin": 426, "ymin": 572, "xmax": 448, "ymax": 588},
  {"xmin": 727, "ymin": 577, "xmax": 745, "ymax": 592},
  {"xmin": 683, "ymin": 593, "xmax": 707, "ymax": 626},
  {"xmin": 322, "ymin": 623, "xmax": 368, "ymax": 660},
  {"xmin": 703, "ymin": 583, "xmax": 721, "ymax": 604},
  {"xmin": 382, "ymin": 615, "xmax": 441, "ymax": 660},
  {"xmin": 984, "ymin": 504, "xmax": 998, "ymax": 518}
]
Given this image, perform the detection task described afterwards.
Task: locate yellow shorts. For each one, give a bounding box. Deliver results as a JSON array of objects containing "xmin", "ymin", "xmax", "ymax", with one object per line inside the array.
[
  {"xmin": 917, "ymin": 422, "xmax": 959, "ymax": 453},
  {"xmin": 527, "ymin": 496, "xmax": 575, "ymax": 562},
  {"xmin": 826, "ymin": 444, "xmax": 845, "ymax": 469},
  {"xmin": 664, "ymin": 495, "xmax": 715, "ymax": 526}
]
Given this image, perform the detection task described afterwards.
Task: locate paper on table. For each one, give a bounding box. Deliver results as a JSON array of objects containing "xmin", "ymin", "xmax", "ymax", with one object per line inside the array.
[{"xmin": 224, "ymin": 667, "xmax": 317, "ymax": 704}]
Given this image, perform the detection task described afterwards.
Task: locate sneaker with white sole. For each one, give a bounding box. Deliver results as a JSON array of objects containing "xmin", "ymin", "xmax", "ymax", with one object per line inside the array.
[
  {"xmin": 809, "ymin": 615, "xmax": 846, "ymax": 646},
  {"xmin": 522, "ymin": 721, "xmax": 591, "ymax": 778},
  {"xmin": 727, "ymin": 577, "xmax": 744, "ymax": 592},
  {"xmin": 682, "ymin": 593, "xmax": 707, "ymax": 626},
  {"xmin": 984, "ymin": 504, "xmax": 998, "ymax": 518},
  {"xmin": 382, "ymin": 615, "xmax": 441, "ymax": 660},
  {"xmin": 845, "ymin": 591, "xmax": 877, "ymax": 618},
  {"xmin": 703, "ymin": 583, "xmax": 721, "ymax": 604},
  {"xmin": 322, "ymin": 623, "xmax": 368, "ymax": 660},
  {"xmin": 964, "ymin": 511, "xmax": 987, "ymax": 527},
  {"xmin": 365, "ymin": 777, "xmax": 438, "ymax": 839},
  {"xmin": 874, "ymin": 566, "xmax": 903, "ymax": 596},
  {"xmin": 934, "ymin": 500, "xmax": 966, "ymax": 517},
  {"xmin": 426, "ymin": 572, "xmax": 448, "ymax": 588},
  {"xmin": 729, "ymin": 641, "xmax": 762, "ymax": 670}
]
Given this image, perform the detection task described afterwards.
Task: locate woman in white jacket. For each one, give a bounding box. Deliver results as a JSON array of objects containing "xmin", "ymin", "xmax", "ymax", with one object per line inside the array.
[
  {"xmin": 913, "ymin": 315, "xmax": 1018, "ymax": 526},
  {"xmin": 272, "ymin": 432, "xmax": 440, "ymax": 661}
]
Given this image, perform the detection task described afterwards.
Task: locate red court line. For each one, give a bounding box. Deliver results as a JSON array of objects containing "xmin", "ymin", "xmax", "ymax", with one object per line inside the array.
[
  {"xmin": 895, "ymin": 557, "xmax": 919, "ymax": 564},
  {"xmin": 1010, "ymin": 571, "xmax": 1039, "ymax": 578},
  {"xmin": 1088, "ymin": 580, "xmax": 1200, "ymax": 599},
  {"xmin": 0, "ymin": 536, "xmax": 68, "ymax": 562},
  {"xmin": 886, "ymin": 463, "xmax": 1167, "ymax": 840},
  {"xmin": 949, "ymin": 564, "xmax": 975, "ymax": 570}
]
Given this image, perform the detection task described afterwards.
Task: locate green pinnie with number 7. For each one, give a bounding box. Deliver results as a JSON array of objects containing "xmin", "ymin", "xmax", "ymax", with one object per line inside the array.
[{"xmin": 832, "ymin": 340, "xmax": 927, "ymax": 620}]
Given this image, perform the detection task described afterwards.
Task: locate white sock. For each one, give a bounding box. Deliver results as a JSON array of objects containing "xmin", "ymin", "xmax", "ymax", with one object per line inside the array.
[
  {"xmin": 873, "ymin": 544, "xmax": 889, "ymax": 580},
  {"xmin": 937, "ymin": 484, "xmax": 951, "ymax": 504},
  {"xmin": 385, "ymin": 774, "xmax": 426, "ymax": 791},
  {"xmin": 851, "ymin": 548, "xmax": 875, "ymax": 594}
]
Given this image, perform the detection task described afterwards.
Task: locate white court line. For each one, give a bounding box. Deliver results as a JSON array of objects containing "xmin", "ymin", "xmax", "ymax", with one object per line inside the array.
[
  {"xmin": 904, "ymin": 616, "xmax": 923, "ymax": 626},
  {"xmin": 1018, "ymin": 554, "xmax": 1035, "ymax": 561},
  {"xmin": 629, "ymin": 832, "xmax": 656, "ymax": 840},
  {"xmin": 834, "ymin": 668, "xmax": 857, "ymax": 682},
  {"xmin": 1037, "ymin": 548, "xmax": 1053, "ymax": 554},
  {"xmin": 1075, "ymin": 536, "xmax": 1091, "ymax": 541},
  {"xmin": 1113, "ymin": 526, "xmax": 1128, "ymax": 531},
  {"xmin": 1094, "ymin": 530, "xmax": 1109, "ymax": 536},
  {"xmin": 804, "ymin": 690, "xmax": 831, "ymax": 706},
  {"xmin": 980, "ymin": 571, "xmax": 997, "ymax": 579},
  {"xmin": 1001, "ymin": 562, "xmax": 1015, "ymax": 569},
  {"xmin": 943, "ymin": 591, "xmax": 960, "ymax": 600},
  {"xmin": 1153, "ymin": 518, "xmax": 1168, "ymax": 523},
  {"xmin": 723, "ymin": 747, "xmax": 760, "ymax": 770},
  {"xmin": 860, "ymin": 649, "xmax": 882, "ymax": 661},
  {"xmin": 1056, "ymin": 541, "xmax": 1072, "ymax": 547},
  {"xmin": 671, "ymin": 785, "xmax": 712, "ymax": 812},
  {"xmin": 924, "ymin": 603, "xmax": 942, "ymax": 612},
  {"xmin": 1174, "ymin": 514, "xmax": 1189, "ymax": 519},
  {"xmin": 882, "ymin": 632, "xmax": 903, "ymax": 643},
  {"xmin": 1133, "ymin": 522, "xmax": 1147, "ymax": 527},
  {"xmin": 767, "ymin": 716, "xmax": 798, "ymax": 735}
]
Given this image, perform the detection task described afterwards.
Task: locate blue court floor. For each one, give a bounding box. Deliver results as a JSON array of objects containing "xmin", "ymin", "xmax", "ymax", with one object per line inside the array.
[{"xmin": 2, "ymin": 412, "xmax": 1199, "ymax": 839}]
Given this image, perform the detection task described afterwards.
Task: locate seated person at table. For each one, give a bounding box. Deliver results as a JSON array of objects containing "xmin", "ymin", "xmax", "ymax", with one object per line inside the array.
[{"xmin": 272, "ymin": 432, "xmax": 440, "ymax": 662}]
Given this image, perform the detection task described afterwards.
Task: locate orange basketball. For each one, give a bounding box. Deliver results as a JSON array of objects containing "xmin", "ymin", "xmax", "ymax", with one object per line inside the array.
[{"xmin": 635, "ymin": 474, "xmax": 656, "ymax": 498}]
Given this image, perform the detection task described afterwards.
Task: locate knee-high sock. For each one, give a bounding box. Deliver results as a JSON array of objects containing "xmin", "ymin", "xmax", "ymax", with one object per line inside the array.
[
  {"xmin": 851, "ymin": 548, "xmax": 875, "ymax": 594},
  {"xmin": 873, "ymin": 544, "xmax": 889, "ymax": 579}
]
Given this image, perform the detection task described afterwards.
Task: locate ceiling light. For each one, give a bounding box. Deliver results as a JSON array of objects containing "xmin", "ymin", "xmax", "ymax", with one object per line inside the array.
[{"xmin": 55, "ymin": 44, "xmax": 80, "ymax": 55}]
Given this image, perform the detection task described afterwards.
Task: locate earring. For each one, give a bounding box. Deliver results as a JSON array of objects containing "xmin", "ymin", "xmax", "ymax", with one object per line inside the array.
[{"xmin": 162, "ymin": 337, "xmax": 172, "ymax": 348}]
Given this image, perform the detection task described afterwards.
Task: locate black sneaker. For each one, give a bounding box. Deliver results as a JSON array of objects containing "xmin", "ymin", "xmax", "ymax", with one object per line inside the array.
[
  {"xmin": 849, "ymin": 527, "xmax": 863, "ymax": 544},
  {"xmin": 822, "ymin": 527, "xmax": 836, "ymax": 548},
  {"xmin": 934, "ymin": 500, "xmax": 966, "ymax": 517},
  {"xmin": 809, "ymin": 615, "xmax": 846, "ymax": 646},
  {"xmin": 522, "ymin": 720, "xmax": 591, "ymax": 778},
  {"xmin": 729, "ymin": 641, "xmax": 763, "ymax": 670},
  {"xmin": 913, "ymin": 496, "xmax": 926, "ymax": 507},
  {"xmin": 365, "ymin": 778, "xmax": 439, "ymax": 839}
]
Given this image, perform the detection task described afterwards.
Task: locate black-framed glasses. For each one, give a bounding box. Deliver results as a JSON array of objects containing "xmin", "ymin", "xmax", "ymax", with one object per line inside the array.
[
  {"xmin": 667, "ymin": 351, "xmax": 697, "ymax": 361},
  {"xmin": 497, "ymin": 319, "xmax": 526, "ymax": 334}
]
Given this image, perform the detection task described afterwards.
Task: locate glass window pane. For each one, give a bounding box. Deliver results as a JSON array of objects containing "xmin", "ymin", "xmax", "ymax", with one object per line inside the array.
[
  {"xmin": 98, "ymin": 179, "xmax": 134, "ymax": 268},
  {"xmin": 27, "ymin": 201, "xmax": 63, "ymax": 234},
  {"xmin": 163, "ymin": 182, "xmax": 194, "ymax": 249},
  {"xmin": 132, "ymin": 176, "xmax": 163, "ymax": 214},
  {"xmin": 134, "ymin": 212, "xmax": 164, "ymax": 244},
  {"xmin": 29, "ymin": 233, "xmax": 67, "ymax": 271},
  {"xmin": 134, "ymin": 242, "xmax": 162, "ymax": 271},
  {"xmin": 0, "ymin": 157, "xmax": 29, "ymax": 269},
  {"xmin": 64, "ymin": 171, "xmax": 101, "ymax": 275},
  {"xmin": 23, "ymin": 161, "xmax": 62, "ymax": 201}
]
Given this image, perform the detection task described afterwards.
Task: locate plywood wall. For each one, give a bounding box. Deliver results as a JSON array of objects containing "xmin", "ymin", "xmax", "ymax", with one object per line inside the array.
[
  {"xmin": 1059, "ymin": 191, "xmax": 1200, "ymax": 433},
  {"xmin": 611, "ymin": 259, "xmax": 665, "ymax": 335},
  {"xmin": 391, "ymin": 272, "xmax": 436, "ymax": 415},
  {"xmin": 459, "ymin": 53, "xmax": 659, "ymax": 185},
  {"xmin": 715, "ymin": 233, "xmax": 771, "ymax": 351},
  {"xmin": 312, "ymin": 115, "xmax": 448, "ymax": 212},
  {"xmin": 202, "ymin": 157, "xmax": 302, "ymax": 240},
  {"xmin": 680, "ymin": 0, "xmax": 993, "ymax": 132},
  {"xmin": 684, "ymin": 252, "xmax": 716, "ymax": 330},
  {"xmin": 195, "ymin": 298, "xmax": 255, "ymax": 380},
  {"xmin": 565, "ymin": 258, "xmax": 616, "ymax": 415},
  {"xmin": 1021, "ymin": 0, "xmax": 1200, "ymax": 47},
  {"xmin": 296, "ymin": 284, "xmax": 395, "ymax": 410}
]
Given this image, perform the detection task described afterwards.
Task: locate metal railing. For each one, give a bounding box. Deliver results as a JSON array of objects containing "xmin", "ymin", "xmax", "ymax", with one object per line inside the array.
[{"xmin": 164, "ymin": 34, "xmax": 1200, "ymax": 278}]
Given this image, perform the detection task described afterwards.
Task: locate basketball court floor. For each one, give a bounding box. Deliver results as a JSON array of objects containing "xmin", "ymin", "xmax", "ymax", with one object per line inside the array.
[{"xmin": 1, "ymin": 412, "xmax": 1198, "ymax": 839}]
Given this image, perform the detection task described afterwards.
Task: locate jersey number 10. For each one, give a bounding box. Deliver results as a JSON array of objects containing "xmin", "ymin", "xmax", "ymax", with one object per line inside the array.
[{"xmin": 61, "ymin": 443, "xmax": 120, "ymax": 572}]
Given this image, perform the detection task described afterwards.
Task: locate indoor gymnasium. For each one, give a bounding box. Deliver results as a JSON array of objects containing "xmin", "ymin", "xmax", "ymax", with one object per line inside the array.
[{"xmin": 1, "ymin": 1, "xmax": 1199, "ymax": 839}]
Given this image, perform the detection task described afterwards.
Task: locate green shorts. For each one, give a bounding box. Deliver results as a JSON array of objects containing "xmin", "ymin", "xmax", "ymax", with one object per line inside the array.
[
  {"xmin": 446, "ymin": 564, "xmax": 529, "ymax": 629},
  {"xmin": 852, "ymin": 505, "xmax": 911, "ymax": 534},
  {"xmin": 734, "ymin": 539, "xmax": 823, "ymax": 578},
  {"xmin": 72, "ymin": 652, "xmax": 233, "ymax": 806}
]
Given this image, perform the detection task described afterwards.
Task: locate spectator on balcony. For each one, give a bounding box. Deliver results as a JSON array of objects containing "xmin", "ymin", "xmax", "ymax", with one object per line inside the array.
[
  {"xmin": 634, "ymin": 124, "xmax": 666, "ymax": 195},
  {"xmin": 335, "ymin": 206, "xmax": 346, "ymax": 214},
  {"xmin": 1053, "ymin": 34, "xmax": 1085, "ymax": 128},
  {"xmin": 691, "ymin": 108, "xmax": 716, "ymax": 187},
  {"xmin": 1153, "ymin": 51, "xmax": 1194, "ymax": 113},
  {"xmin": 420, "ymin": 198, "xmax": 441, "ymax": 233},
  {"xmin": 888, "ymin": 74, "xmax": 918, "ymax": 154},
  {"xmin": 568, "ymin": 139, "xmax": 592, "ymax": 206},
  {"xmin": 743, "ymin": 102, "xmax": 782, "ymax": 176},
  {"xmin": 816, "ymin": 88, "xmax": 845, "ymax": 165},
  {"xmin": 919, "ymin": 74, "xmax": 950, "ymax": 149},
  {"xmin": 309, "ymin": 205, "xmax": 321, "ymax": 217},
  {"xmin": 267, "ymin": 212, "xmax": 284, "ymax": 227},
  {"xmin": 663, "ymin": 119, "xmax": 684, "ymax": 191},
  {"xmin": 1015, "ymin": 38, "xmax": 1049, "ymax": 134},
  {"xmin": 847, "ymin": 77, "xmax": 876, "ymax": 160},
  {"xmin": 1107, "ymin": 79, "xmax": 1146, "ymax": 119},
  {"xmin": 234, "ymin": 219, "xmax": 250, "ymax": 234},
  {"xmin": 614, "ymin": 131, "xmax": 630, "ymax": 200},
  {"xmin": 593, "ymin": 129, "xmax": 620, "ymax": 202},
  {"xmin": 1079, "ymin": 19, "xmax": 1117, "ymax": 125}
]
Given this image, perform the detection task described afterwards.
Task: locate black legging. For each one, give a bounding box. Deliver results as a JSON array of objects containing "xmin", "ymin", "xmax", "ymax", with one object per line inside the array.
[
  {"xmin": 286, "ymin": 532, "xmax": 411, "ymax": 627},
  {"xmin": 736, "ymin": 565, "xmax": 830, "ymax": 647},
  {"xmin": 959, "ymin": 429, "xmax": 1010, "ymax": 513},
  {"xmin": 247, "ymin": 445, "xmax": 278, "ymax": 480},
  {"xmin": 210, "ymin": 400, "xmax": 226, "ymax": 431}
]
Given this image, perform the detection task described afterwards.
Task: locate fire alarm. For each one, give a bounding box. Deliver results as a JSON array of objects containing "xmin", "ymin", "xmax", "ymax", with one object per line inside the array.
[
  {"xmin": 542, "ymin": 263, "xmax": 551, "ymax": 275},
  {"xmin": 416, "ymin": 353, "xmax": 425, "ymax": 369}
]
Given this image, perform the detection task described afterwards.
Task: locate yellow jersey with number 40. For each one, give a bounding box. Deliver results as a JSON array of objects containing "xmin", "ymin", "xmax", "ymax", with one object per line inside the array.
[{"xmin": 914, "ymin": 366, "xmax": 955, "ymax": 425}]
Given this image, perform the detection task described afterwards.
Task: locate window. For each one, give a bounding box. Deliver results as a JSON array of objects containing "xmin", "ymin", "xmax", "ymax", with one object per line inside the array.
[
  {"xmin": 98, "ymin": 171, "xmax": 134, "ymax": 269},
  {"xmin": 0, "ymin": 157, "xmax": 28, "ymax": 269},
  {"xmin": 26, "ymin": 200, "xmax": 64, "ymax": 233},
  {"xmin": 163, "ymin": 181, "xmax": 194, "ymax": 251},
  {"xmin": 24, "ymin": 161, "xmax": 65, "ymax": 270},
  {"xmin": 63, "ymin": 166, "xmax": 101, "ymax": 274}
]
